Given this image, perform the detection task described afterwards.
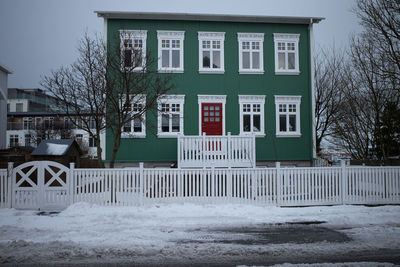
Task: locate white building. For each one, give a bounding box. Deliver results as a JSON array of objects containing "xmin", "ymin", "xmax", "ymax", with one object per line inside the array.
[
  {"xmin": 6, "ymin": 88, "xmax": 104, "ymax": 158},
  {"xmin": 0, "ymin": 64, "xmax": 12, "ymax": 149}
]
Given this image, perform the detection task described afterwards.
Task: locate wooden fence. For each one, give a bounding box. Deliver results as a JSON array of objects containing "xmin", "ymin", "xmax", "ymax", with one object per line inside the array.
[{"xmin": 0, "ymin": 161, "xmax": 399, "ymax": 209}]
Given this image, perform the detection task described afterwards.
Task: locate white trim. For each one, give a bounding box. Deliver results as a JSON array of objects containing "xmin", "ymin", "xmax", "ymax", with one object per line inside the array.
[
  {"xmin": 238, "ymin": 95, "xmax": 266, "ymax": 137},
  {"xmin": 238, "ymin": 33, "xmax": 264, "ymax": 74},
  {"xmin": 197, "ymin": 95, "xmax": 226, "ymax": 135},
  {"xmin": 309, "ymin": 20, "xmax": 317, "ymax": 159},
  {"xmin": 198, "ymin": 32, "xmax": 225, "ymax": 74},
  {"xmin": 274, "ymin": 95, "xmax": 301, "ymax": 137},
  {"xmin": 157, "ymin": 30, "xmax": 185, "ymax": 73},
  {"xmin": 273, "ymin": 33, "xmax": 300, "ymax": 75},
  {"xmin": 157, "ymin": 95, "xmax": 185, "ymax": 138},
  {"xmin": 120, "ymin": 30, "xmax": 148, "ymax": 71}
]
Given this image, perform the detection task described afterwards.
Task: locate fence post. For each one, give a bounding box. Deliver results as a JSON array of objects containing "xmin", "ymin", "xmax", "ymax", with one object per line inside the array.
[
  {"xmin": 69, "ymin": 162, "xmax": 75, "ymax": 206},
  {"xmin": 202, "ymin": 132, "xmax": 206, "ymax": 167},
  {"xmin": 276, "ymin": 162, "xmax": 281, "ymax": 206},
  {"xmin": 227, "ymin": 166, "xmax": 232, "ymax": 199},
  {"xmin": 7, "ymin": 162, "xmax": 13, "ymax": 208},
  {"xmin": 340, "ymin": 160, "xmax": 347, "ymax": 204},
  {"xmin": 139, "ymin": 162, "xmax": 144, "ymax": 206},
  {"xmin": 227, "ymin": 132, "xmax": 231, "ymax": 165},
  {"xmin": 252, "ymin": 134, "xmax": 256, "ymax": 167},
  {"xmin": 177, "ymin": 134, "xmax": 181, "ymax": 167}
]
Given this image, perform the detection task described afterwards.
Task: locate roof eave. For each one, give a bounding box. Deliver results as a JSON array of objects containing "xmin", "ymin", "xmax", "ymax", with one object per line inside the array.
[
  {"xmin": 0, "ymin": 64, "xmax": 12, "ymax": 74},
  {"xmin": 95, "ymin": 11, "xmax": 324, "ymax": 24}
]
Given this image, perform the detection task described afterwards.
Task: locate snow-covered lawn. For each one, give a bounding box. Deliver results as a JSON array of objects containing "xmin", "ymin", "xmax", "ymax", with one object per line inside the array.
[{"xmin": 0, "ymin": 203, "xmax": 399, "ymax": 265}]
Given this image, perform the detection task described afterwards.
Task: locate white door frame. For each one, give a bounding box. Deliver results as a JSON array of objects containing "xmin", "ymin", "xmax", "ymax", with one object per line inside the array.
[{"xmin": 197, "ymin": 95, "xmax": 227, "ymax": 136}]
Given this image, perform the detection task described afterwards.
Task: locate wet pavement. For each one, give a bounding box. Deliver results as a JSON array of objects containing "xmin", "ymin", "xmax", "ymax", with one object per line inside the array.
[{"xmin": 178, "ymin": 222, "xmax": 351, "ymax": 245}]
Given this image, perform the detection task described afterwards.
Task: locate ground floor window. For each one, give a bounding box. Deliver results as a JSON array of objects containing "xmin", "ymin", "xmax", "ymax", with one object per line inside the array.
[
  {"xmin": 24, "ymin": 134, "xmax": 32, "ymax": 146},
  {"xmin": 157, "ymin": 95, "xmax": 185, "ymax": 137},
  {"xmin": 9, "ymin": 134, "xmax": 19, "ymax": 147},
  {"xmin": 122, "ymin": 95, "xmax": 146, "ymax": 138},
  {"xmin": 89, "ymin": 137, "xmax": 97, "ymax": 147},
  {"xmin": 238, "ymin": 95, "xmax": 265, "ymax": 136},
  {"xmin": 274, "ymin": 95, "xmax": 301, "ymax": 137}
]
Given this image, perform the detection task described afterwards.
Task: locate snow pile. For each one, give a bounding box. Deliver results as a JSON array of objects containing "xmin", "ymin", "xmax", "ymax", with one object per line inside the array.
[{"xmin": 45, "ymin": 143, "xmax": 69, "ymax": 155}]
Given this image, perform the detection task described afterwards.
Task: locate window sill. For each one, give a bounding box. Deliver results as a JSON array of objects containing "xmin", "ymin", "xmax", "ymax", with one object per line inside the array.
[
  {"xmin": 157, "ymin": 133, "xmax": 181, "ymax": 138},
  {"xmin": 199, "ymin": 70, "xmax": 225, "ymax": 74},
  {"xmin": 240, "ymin": 133, "xmax": 266, "ymax": 138},
  {"xmin": 121, "ymin": 134, "xmax": 146, "ymax": 139},
  {"xmin": 239, "ymin": 70, "xmax": 264, "ymax": 75},
  {"xmin": 276, "ymin": 133, "xmax": 301, "ymax": 138},
  {"xmin": 275, "ymin": 70, "xmax": 300, "ymax": 75},
  {"xmin": 158, "ymin": 69, "xmax": 184, "ymax": 74}
]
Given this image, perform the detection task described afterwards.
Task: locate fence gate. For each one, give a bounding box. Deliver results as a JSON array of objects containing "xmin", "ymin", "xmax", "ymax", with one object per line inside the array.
[{"xmin": 12, "ymin": 161, "xmax": 70, "ymax": 210}]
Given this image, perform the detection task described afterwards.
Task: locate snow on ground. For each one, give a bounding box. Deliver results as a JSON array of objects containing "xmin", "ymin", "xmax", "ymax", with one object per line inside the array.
[{"xmin": 0, "ymin": 203, "xmax": 399, "ymax": 265}]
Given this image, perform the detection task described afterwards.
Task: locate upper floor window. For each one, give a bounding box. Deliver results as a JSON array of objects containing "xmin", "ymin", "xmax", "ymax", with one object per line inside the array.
[
  {"xmin": 23, "ymin": 117, "xmax": 34, "ymax": 130},
  {"xmin": 157, "ymin": 31, "xmax": 185, "ymax": 73},
  {"xmin": 120, "ymin": 30, "xmax": 147, "ymax": 71},
  {"xmin": 9, "ymin": 134, "xmax": 19, "ymax": 147},
  {"xmin": 122, "ymin": 94, "xmax": 146, "ymax": 138},
  {"xmin": 273, "ymin": 33, "xmax": 300, "ymax": 75},
  {"xmin": 198, "ymin": 32, "xmax": 225, "ymax": 74},
  {"xmin": 238, "ymin": 33, "xmax": 264, "ymax": 74},
  {"xmin": 238, "ymin": 95, "xmax": 265, "ymax": 136},
  {"xmin": 157, "ymin": 95, "xmax": 185, "ymax": 137},
  {"xmin": 274, "ymin": 95, "xmax": 301, "ymax": 137}
]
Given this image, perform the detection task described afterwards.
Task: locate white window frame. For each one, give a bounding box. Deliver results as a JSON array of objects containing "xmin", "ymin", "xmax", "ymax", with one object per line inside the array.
[
  {"xmin": 274, "ymin": 95, "xmax": 301, "ymax": 137},
  {"xmin": 157, "ymin": 95, "xmax": 185, "ymax": 138},
  {"xmin": 238, "ymin": 33, "xmax": 264, "ymax": 74},
  {"xmin": 9, "ymin": 134, "xmax": 19, "ymax": 147},
  {"xmin": 157, "ymin": 31, "xmax": 185, "ymax": 73},
  {"xmin": 121, "ymin": 94, "xmax": 146, "ymax": 138},
  {"xmin": 120, "ymin": 30, "xmax": 147, "ymax": 71},
  {"xmin": 273, "ymin": 33, "xmax": 300, "ymax": 75},
  {"xmin": 197, "ymin": 95, "xmax": 226, "ymax": 135},
  {"xmin": 238, "ymin": 95, "xmax": 266, "ymax": 137},
  {"xmin": 198, "ymin": 32, "xmax": 225, "ymax": 74}
]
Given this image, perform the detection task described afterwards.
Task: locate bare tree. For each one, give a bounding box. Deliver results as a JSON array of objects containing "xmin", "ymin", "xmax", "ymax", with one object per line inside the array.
[
  {"xmin": 42, "ymin": 33, "xmax": 107, "ymax": 167},
  {"xmin": 42, "ymin": 32, "xmax": 175, "ymax": 168},
  {"xmin": 328, "ymin": 0, "xmax": 400, "ymax": 161},
  {"xmin": 314, "ymin": 47, "xmax": 346, "ymax": 153}
]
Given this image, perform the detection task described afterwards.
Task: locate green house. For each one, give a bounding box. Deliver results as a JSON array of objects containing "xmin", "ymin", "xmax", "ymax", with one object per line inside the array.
[{"xmin": 96, "ymin": 12, "xmax": 324, "ymax": 167}]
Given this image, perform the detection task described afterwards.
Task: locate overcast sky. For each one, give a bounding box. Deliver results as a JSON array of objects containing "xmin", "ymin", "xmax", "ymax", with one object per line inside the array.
[{"xmin": 0, "ymin": 0, "xmax": 362, "ymax": 88}]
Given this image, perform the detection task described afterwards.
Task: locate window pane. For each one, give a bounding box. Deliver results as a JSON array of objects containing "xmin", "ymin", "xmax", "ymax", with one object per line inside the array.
[
  {"xmin": 162, "ymin": 50, "xmax": 169, "ymax": 68},
  {"xmin": 253, "ymin": 115, "xmax": 260, "ymax": 132},
  {"xmin": 123, "ymin": 122, "xmax": 131, "ymax": 132},
  {"xmin": 162, "ymin": 114, "xmax": 169, "ymax": 132},
  {"xmin": 243, "ymin": 52, "xmax": 250, "ymax": 69},
  {"xmin": 133, "ymin": 118, "xmax": 142, "ymax": 132},
  {"xmin": 203, "ymin": 51, "xmax": 210, "ymax": 68},
  {"xmin": 252, "ymin": 52, "xmax": 260, "ymax": 69},
  {"xmin": 243, "ymin": 114, "xmax": 251, "ymax": 132},
  {"xmin": 124, "ymin": 49, "xmax": 132, "ymax": 67},
  {"xmin": 172, "ymin": 50, "xmax": 180, "ymax": 68},
  {"xmin": 288, "ymin": 52, "xmax": 295, "ymax": 70},
  {"xmin": 172, "ymin": 114, "xmax": 180, "ymax": 132},
  {"xmin": 289, "ymin": 115, "xmax": 296, "ymax": 132},
  {"xmin": 279, "ymin": 115, "xmax": 287, "ymax": 132},
  {"xmin": 278, "ymin": 52, "xmax": 286, "ymax": 69},
  {"xmin": 212, "ymin": 51, "xmax": 220, "ymax": 68}
]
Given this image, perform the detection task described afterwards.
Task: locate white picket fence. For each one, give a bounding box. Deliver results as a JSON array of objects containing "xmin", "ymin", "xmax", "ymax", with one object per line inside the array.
[
  {"xmin": 178, "ymin": 134, "xmax": 256, "ymax": 168},
  {"xmin": 0, "ymin": 161, "xmax": 400, "ymax": 209}
]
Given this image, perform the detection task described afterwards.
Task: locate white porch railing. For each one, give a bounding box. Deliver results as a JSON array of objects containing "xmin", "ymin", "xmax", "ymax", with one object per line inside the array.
[{"xmin": 178, "ymin": 133, "xmax": 256, "ymax": 168}]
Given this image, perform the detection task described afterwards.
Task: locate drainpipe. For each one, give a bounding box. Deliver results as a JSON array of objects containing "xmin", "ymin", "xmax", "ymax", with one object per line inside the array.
[{"xmin": 309, "ymin": 19, "xmax": 317, "ymax": 162}]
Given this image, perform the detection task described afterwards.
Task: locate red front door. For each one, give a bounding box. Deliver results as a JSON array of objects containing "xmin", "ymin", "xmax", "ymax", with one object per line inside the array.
[{"xmin": 201, "ymin": 103, "xmax": 222, "ymax": 135}]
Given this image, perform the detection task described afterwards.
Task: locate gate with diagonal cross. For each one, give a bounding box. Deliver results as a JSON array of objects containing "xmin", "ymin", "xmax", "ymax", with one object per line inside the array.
[{"xmin": 12, "ymin": 161, "xmax": 70, "ymax": 210}]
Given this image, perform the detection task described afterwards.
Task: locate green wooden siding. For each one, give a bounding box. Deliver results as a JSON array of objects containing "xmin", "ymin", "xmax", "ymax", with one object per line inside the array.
[{"xmin": 105, "ymin": 19, "xmax": 313, "ymax": 163}]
